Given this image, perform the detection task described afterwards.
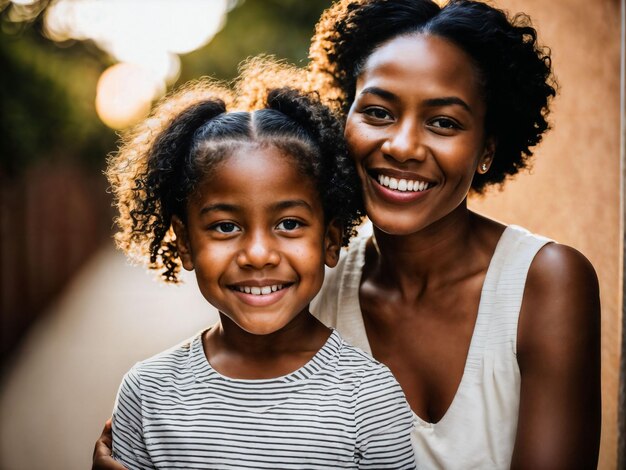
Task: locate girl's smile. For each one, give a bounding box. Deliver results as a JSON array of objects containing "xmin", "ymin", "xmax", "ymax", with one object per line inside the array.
[
  {"xmin": 228, "ymin": 280, "xmax": 293, "ymax": 307},
  {"xmin": 173, "ymin": 143, "xmax": 340, "ymax": 335}
]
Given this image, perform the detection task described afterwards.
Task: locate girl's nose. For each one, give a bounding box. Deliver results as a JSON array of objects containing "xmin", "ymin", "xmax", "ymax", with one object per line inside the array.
[
  {"xmin": 236, "ymin": 231, "xmax": 281, "ymax": 269},
  {"xmin": 381, "ymin": 119, "xmax": 427, "ymax": 163}
]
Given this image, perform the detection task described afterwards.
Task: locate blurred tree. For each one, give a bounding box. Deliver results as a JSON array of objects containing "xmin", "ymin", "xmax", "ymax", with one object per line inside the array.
[
  {"xmin": 0, "ymin": 15, "xmax": 114, "ymax": 175},
  {"xmin": 0, "ymin": 0, "xmax": 331, "ymax": 174},
  {"xmin": 180, "ymin": 0, "xmax": 331, "ymax": 82}
]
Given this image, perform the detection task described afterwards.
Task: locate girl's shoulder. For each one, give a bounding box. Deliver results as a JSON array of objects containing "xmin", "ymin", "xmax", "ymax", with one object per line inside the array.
[{"xmin": 127, "ymin": 332, "xmax": 202, "ymax": 379}]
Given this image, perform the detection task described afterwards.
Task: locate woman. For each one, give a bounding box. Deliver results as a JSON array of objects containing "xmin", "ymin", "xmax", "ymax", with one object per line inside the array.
[{"xmin": 94, "ymin": 0, "xmax": 601, "ymax": 468}]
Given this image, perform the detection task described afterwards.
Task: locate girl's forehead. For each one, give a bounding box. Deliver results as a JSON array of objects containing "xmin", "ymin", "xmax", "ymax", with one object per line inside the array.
[{"xmin": 193, "ymin": 143, "xmax": 320, "ymax": 206}]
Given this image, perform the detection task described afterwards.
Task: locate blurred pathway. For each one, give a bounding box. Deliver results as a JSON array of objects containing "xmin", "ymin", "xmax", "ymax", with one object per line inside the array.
[{"xmin": 0, "ymin": 243, "xmax": 217, "ymax": 470}]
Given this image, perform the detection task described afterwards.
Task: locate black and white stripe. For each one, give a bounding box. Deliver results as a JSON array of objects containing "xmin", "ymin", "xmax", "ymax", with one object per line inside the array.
[{"xmin": 112, "ymin": 329, "xmax": 416, "ymax": 469}]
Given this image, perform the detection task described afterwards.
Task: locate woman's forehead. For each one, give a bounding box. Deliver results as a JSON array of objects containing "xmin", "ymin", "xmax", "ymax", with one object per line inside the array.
[{"xmin": 356, "ymin": 34, "xmax": 484, "ymax": 108}]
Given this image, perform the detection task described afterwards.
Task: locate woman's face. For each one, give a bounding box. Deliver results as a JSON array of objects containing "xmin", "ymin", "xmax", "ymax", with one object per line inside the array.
[{"xmin": 344, "ymin": 33, "xmax": 494, "ymax": 236}]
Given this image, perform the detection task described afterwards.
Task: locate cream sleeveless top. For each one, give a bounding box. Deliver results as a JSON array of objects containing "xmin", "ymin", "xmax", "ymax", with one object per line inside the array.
[{"xmin": 310, "ymin": 224, "xmax": 552, "ymax": 469}]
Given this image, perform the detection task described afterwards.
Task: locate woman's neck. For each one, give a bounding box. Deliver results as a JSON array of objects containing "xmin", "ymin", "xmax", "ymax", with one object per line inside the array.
[{"xmin": 370, "ymin": 205, "xmax": 484, "ymax": 297}]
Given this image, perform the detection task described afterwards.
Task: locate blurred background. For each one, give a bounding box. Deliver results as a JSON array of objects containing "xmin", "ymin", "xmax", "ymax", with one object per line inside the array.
[{"xmin": 0, "ymin": 0, "xmax": 622, "ymax": 468}]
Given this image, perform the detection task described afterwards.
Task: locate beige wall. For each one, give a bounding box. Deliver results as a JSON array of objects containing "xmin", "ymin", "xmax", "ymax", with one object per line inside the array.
[{"xmin": 469, "ymin": 1, "xmax": 622, "ymax": 468}]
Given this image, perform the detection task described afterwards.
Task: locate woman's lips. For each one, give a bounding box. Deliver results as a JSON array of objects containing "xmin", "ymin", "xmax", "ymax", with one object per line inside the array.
[
  {"xmin": 376, "ymin": 173, "xmax": 432, "ymax": 192},
  {"xmin": 368, "ymin": 171, "xmax": 434, "ymax": 204}
]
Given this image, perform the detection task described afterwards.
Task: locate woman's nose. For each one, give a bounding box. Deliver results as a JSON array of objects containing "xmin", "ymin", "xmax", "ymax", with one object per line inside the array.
[
  {"xmin": 381, "ymin": 119, "xmax": 427, "ymax": 163},
  {"xmin": 236, "ymin": 231, "xmax": 281, "ymax": 269}
]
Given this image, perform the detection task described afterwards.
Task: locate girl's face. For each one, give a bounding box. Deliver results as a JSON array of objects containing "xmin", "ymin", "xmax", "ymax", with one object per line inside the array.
[
  {"xmin": 173, "ymin": 144, "xmax": 340, "ymax": 336},
  {"xmin": 344, "ymin": 34, "xmax": 494, "ymax": 236}
]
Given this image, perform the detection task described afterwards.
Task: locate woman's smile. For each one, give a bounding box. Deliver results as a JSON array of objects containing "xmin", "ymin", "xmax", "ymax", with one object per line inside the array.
[
  {"xmin": 368, "ymin": 170, "xmax": 434, "ymax": 204},
  {"xmin": 345, "ymin": 33, "xmax": 491, "ymax": 235}
]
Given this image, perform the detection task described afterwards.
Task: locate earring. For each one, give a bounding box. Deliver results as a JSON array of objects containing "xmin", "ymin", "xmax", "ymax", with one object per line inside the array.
[{"xmin": 481, "ymin": 163, "xmax": 488, "ymax": 173}]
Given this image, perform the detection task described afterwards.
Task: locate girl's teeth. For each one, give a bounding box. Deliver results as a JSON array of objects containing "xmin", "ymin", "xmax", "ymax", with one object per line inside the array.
[
  {"xmin": 236, "ymin": 285, "xmax": 284, "ymax": 295},
  {"xmin": 377, "ymin": 174, "xmax": 430, "ymax": 192}
]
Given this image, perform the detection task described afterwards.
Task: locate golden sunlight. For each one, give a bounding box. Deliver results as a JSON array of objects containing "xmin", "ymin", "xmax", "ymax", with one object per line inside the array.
[
  {"xmin": 43, "ymin": 0, "xmax": 231, "ymax": 128},
  {"xmin": 95, "ymin": 63, "xmax": 160, "ymax": 130}
]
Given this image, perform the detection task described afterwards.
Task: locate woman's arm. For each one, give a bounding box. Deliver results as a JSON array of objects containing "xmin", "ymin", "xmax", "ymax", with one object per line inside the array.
[
  {"xmin": 92, "ymin": 420, "xmax": 128, "ymax": 470},
  {"xmin": 512, "ymin": 243, "xmax": 601, "ymax": 469}
]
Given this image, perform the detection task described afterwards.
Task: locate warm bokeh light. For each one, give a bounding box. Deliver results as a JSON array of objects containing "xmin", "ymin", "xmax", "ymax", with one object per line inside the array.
[
  {"xmin": 10, "ymin": 0, "xmax": 39, "ymax": 6},
  {"xmin": 95, "ymin": 63, "xmax": 161, "ymax": 130},
  {"xmin": 43, "ymin": 0, "xmax": 232, "ymax": 128}
]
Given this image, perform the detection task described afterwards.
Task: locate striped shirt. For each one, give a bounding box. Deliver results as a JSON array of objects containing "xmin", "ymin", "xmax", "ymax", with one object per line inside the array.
[{"xmin": 112, "ymin": 329, "xmax": 416, "ymax": 469}]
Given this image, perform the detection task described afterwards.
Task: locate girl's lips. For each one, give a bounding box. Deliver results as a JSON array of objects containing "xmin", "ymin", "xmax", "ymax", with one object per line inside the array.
[{"xmin": 229, "ymin": 283, "xmax": 292, "ymax": 307}]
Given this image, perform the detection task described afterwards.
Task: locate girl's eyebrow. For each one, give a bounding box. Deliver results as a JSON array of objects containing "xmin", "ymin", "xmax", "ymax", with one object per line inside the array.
[
  {"xmin": 199, "ymin": 200, "xmax": 314, "ymax": 215},
  {"xmin": 272, "ymin": 199, "xmax": 314, "ymax": 213},
  {"xmin": 200, "ymin": 203, "xmax": 238, "ymax": 215}
]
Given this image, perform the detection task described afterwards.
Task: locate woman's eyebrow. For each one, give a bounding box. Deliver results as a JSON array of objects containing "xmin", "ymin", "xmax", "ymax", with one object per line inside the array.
[
  {"xmin": 359, "ymin": 86, "xmax": 397, "ymax": 102},
  {"xmin": 422, "ymin": 96, "xmax": 472, "ymax": 113},
  {"xmin": 359, "ymin": 87, "xmax": 472, "ymax": 113}
]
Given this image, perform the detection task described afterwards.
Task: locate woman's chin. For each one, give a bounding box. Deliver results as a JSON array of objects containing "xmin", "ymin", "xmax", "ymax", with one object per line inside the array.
[{"xmin": 367, "ymin": 210, "xmax": 429, "ymax": 237}]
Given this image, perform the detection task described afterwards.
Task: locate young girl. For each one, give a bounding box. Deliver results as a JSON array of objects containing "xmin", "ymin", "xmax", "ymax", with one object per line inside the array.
[{"xmin": 105, "ymin": 73, "xmax": 416, "ymax": 469}]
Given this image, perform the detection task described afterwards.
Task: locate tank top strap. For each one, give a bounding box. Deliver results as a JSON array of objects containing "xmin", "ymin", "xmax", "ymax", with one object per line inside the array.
[{"xmin": 476, "ymin": 225, "xmax": 553, "ymax": 359}]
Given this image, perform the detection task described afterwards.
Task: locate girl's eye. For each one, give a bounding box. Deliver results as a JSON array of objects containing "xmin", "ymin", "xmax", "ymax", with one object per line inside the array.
[
  {"xmin": 276, "ymin": 219, "xmax": 302, "ymax": 231},
  {"xmin": 211, "ymin": 222, "xmax": 240, "ymax": 234},
  {"xmin": 363, "ymin": 107, "xmax": 393, "ymax": 121}
]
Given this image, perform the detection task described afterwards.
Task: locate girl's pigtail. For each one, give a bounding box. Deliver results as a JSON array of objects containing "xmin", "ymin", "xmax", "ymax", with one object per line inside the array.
[
  {"xmin": 265, "ymin": 88, "xmax": 364, "ymax": 245},
  {"xmin": 108, "ymin": 89, "xmax": 227, "ymax": 283},
  {"xmin": 141, "ymin": 99, "xmax": 226, "ymax": 282}
]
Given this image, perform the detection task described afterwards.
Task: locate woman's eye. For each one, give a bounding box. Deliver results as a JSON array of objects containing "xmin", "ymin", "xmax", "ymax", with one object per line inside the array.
[
  {"xmin": 363, "ymin": 107, "xmax": 393, "ymax": 121},
  {"xmin": 276, "ymin": 219, "xmax": 302, "ymax": 231},
  {"xmin": 430, "ymin": 118, "xmax": 461, "ymax": 130},
  {"xmin": 211, "ymin": 222, "xmax": 240, "ymax": 234}
]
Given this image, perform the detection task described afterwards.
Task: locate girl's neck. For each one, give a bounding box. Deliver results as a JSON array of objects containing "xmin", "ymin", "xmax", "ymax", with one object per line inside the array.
[{"xmin": 202, "ymin": 309, "xmax": 331, "ymax": 379}]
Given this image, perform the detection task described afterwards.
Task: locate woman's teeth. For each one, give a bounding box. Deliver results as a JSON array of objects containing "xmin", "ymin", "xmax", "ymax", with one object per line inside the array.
[
  {"xmin": 377, "ymin": 174, "xmax": 430, "ymax": 192},
  {"xmin": 234, "ymin": 285, "xmax": 285, "ymax": 295}
]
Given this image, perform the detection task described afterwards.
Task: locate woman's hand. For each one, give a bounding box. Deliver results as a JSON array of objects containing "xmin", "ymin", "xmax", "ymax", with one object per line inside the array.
[{"xmin": 92, "ymin": 419, "xmax": 128, "ymax": 470}]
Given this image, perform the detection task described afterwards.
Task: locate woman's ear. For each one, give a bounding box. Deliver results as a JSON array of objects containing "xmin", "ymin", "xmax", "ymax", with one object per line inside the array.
[
  {"xmin": 324, "ymin": 219, "xmax": 343, "ymax": 268},
  {"xmin": 477, "ymin": 137, "xmax": 496, "ymax": 174},
  {"xmin": 171, "ymin": 216, "xmax": 194, "ymax": 271}
]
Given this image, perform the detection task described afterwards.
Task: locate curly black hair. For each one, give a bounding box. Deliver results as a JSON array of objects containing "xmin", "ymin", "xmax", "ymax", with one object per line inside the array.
[
  {"xmin": 309, "ymin": 0, "xmax": 557, "ymax": 192},
  {"xmin": 107, "ymin": 63, "xmax": 364, "ymax": 283}
]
